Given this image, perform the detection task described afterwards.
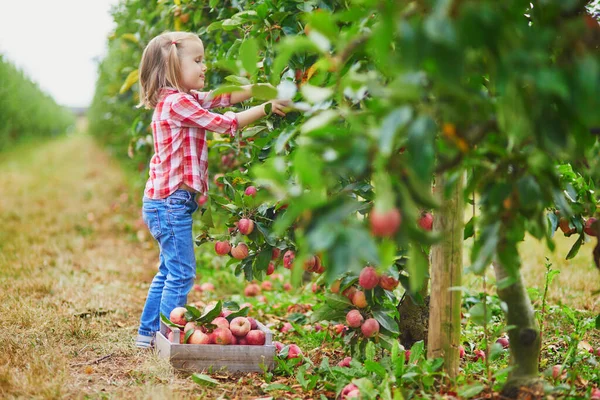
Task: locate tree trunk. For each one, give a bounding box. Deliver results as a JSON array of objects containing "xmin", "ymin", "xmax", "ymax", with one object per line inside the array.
[
  {"xmin": 426, "ymin": 175, "xmax": 464, "ymax": 378},
  {"xmin": 492, "ymin": 260, "xmax": 543, "ymax": 398}
]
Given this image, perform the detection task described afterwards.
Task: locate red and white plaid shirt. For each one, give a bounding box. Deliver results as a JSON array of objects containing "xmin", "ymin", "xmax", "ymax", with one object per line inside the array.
[{"xmin": 144, "ymin": 87, "xmax": 238, "ymax": 199}]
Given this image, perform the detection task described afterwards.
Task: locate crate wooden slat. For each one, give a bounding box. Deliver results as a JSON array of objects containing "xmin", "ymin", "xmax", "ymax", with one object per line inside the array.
[{"xmin": 156, "ymin": 319, "xmax": 276, "ymax": 373}]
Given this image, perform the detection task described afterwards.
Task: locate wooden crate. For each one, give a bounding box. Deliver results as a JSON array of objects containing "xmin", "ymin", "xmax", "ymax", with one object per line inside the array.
[{"xmin": 156, "ymin": 319, "xmax": 276, "ymax": 373}]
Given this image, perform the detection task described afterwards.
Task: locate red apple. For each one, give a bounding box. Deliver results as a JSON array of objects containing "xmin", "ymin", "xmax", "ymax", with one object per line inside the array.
[
  {"xmin": 552, "ymin": 364, "xmax": 563, "ymax": 379},
  {"xmin": 213, "ymin": 327, "xmax": 234, "ymax": 345},
  {"xmin": 200, "ymin": 282, "xmax": 215, "ymax": 292},
  {"xmin": 211, "ymin": 317, "xmax": 230, "ymax": 330},
  {"xmin": 379, "ymin": 275, "xmax": 399, "ymax": 291},
  {"xmin": 244, "ymin": 186, "xmax": 257, "ymax": 197},
  {"xmin": 352, "ymin": 291, "xmax": 368, "ymax": 308},
  {"xmin": 558, "ymin": 217, "xmax": 575, "ymax": 234},
  {"xmin": 261, "ymin": 281, "xmax": 272, "ymax": 291},
  {"xmin": 418, "ymin": 212, "xmax": 433, "ymax": 231},
  {"xmin": 169, "ymin": 307, "xmax": 188, "ymax": 326},
  {"xmin": 287, "ymin": 344, "xmax": 302, "ymax": 359},
  {"xmin": 346, "ymin": 310, "xmax": 364, "ymax": 328},
  {"xmin": 184, "ymin": 322, "xmax": 197, "ymax": 333},
  {"xmin": 188, "ymin": 329, "xmax": 211, "ymax": 344},
  {"xmin": 405, "ymin": 350, "xmax": 411, "ymax": 362},
  {"xmin": 193, "ymin": 283, "xmax": 202, "ymax": 292},
  {"xmin": 342, "ymin": 286, "xmax": 358, "ymax": 302},
  {"xmin": 361, "ymin": 318, "xmax": 379, "ymax": 338},
  {"xmin": 238, "ymin": 218, "xmax": 254, "ymax": 235},
  {"xmin": 459, "ymin": 345, "xmax": 465, "ymax": 359},
  {"xmin": 337, "ymin": 356, "xmax": 352, "ymax": 367},
  {"xmin": 272, "ymin": 248, "xmax": 281, "ymax": 260},
  {"xmin": 168, "ymin": 330, "xmax": 186, "ymax": 344},
  {"xmin": 334, "ymin": 324, "xmax": 347, "ymax": 336},
  {"xmin": 585, "ymin": 217, "xmax": 598, "ymax": 236},
  {"xmin": 590, "ymin": 388, "xmax": 600, "ymax": 399},
  {"xmin": 247, "ymin": 317, "xmax": 258, "ymax": 330},
  {"xmin": 246, "ymin": 329, "xmax": 266, "ymax": 345},
  {"xmin": 230, "ymin": 317, "xmax": 251, "ymax": 337},
  {"xmin": 266, "ymin": 262, "xmax": 275, "ymax": 275},
  {"xmin": 303, "ymin": 255, "xmax": 320, "ymax": 272},
  {"xmin": 273, "ymin": 341, "xmax": 284, "ymax": 352},
  {"xmin": 341, "ymin": 383, "xmax": 359, "ymax": 399},
  {"xmin": 238, "ymin": 337, "xmax": 248, "ymax": 345},
  {"xmin": 215, "ymin": 241, "xmax": 231, "ymax": 255},
  {"xmin": 244, "ymin": 283, "xmax": 261, "ymax": 297},
  {"xmin": 231, "ymin": 243, "xmax": 249, "ymax": 259},
  {"xmin": 496, "ymin": 337, "xmax": 509, "ymax": 349},
  {"xmin": 283, "ymin": 250, "xmax": 295, "ymax": 269},
  {"xmin": 346, "ymin": 389, "xmax": 361, "ymax": 399},
  {"xmin": 283, "ymin": 282, "xmax": 292, "ymax": 291},
  {"xmin": 359, "ymin": 266, "xmax": 380, "ymax": 290},
  {"xmin": 474, "ymin": 349, "xmax": 486, "ymax": 362},
  {"xmin": 370, "ymin": 207, "xmax": 402, "ymax": 237},
  {"xmin": 197, "ymin": 195, "xmax": 208, "ymax": 206},
  {"xmin": 281, "ymin": 322, "xmax": 293, "ymax": 333}
]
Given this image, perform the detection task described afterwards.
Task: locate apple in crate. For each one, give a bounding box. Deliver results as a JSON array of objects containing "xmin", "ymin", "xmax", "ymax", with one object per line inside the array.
[
  {"xmin": 169, "ymin": 307, "xmax": 188, "ymax": 326},
  {"xmin": 213, "ymin": 327, "xmax": 234, "ymax": 345},
  {"xmin": 211, "ymin": 317, "xmax": 230, "ymax": 329},
  {"xmin": 188, "ymin": 330, "xmax": 211, "ymax": 344},
  {"xmin": 246, "ymin": 329, "xmax": 266, "ymax": 345},
  {"xmin": 230, "ymin": 317, "xmax": 251, "ymax": 337}
]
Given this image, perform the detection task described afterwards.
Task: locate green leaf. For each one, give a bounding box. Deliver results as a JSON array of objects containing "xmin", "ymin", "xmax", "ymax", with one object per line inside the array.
[
  {"xmin": 566, "ymin": 235, "xmax": 583, "ymax": 260},
  {"xmin": 239, "ymin": 38, "xmax": 259, "ymax": 75},
  {"xmin": 184, "ymin": 304, "xmax": 202, "ymax": 321},
  {"xmin": 225, "ymin": 306, "xmax": 250, "ymax": 322},
  {"xmin": 372, "ymin": 310, "xmax": 399, "ymax": 335},
  {"xmin": 595, "ymin": 314, "xmax": 600, "ymax": 329},
  {"xmin": 192, "ymin": 373, "xmax": 219, "ymax": 387},
  {"xmin": 197, "ymin": 301, "xmax": 222, "ymax": 324},
  {"xmin": 407, "ymin": 246, "xmax": 428, "ymax": 292},
  {"xmin": 323, "ymin": 293, "xmax": 353, "ymax": 310},
  {"xmin": 184, "ymin": 328, "xmax": 194, "ymax": 344},
  {"xmin": 310, "ymin": 304, "xmax": 347, "ymax": 323},
  {"xmin": 251, "ymin": 84, "xmax": 278, "ymax": 100},
  {"xmin": 458, "ymin": 383, "xmax": 485, "ymax": 399},
  {"xmin": 254, "ymin": 248, "xmax": 272, "ymax": 277},
  {"xmin": 364, "ymin": 360, "xmax": 387, "ymax": 378},
  {"xmin": 379, "ymin": 106, "xmax": 412, "ymax": 157},
  {"xmin": 468, "ymin": 303, "xmax": 492, "ymax": 326}
]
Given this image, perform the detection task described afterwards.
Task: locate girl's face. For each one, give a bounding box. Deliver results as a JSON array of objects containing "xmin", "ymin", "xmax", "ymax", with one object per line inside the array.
[{"xmin": 179, "ymin": 38, "xmax": 207, "ymax": 92}]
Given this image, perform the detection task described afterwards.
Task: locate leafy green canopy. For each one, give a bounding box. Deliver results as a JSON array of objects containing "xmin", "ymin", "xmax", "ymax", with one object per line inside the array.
[{"xmin": 91, "ymin": 0, "xmax": 599, "ymax": 292}]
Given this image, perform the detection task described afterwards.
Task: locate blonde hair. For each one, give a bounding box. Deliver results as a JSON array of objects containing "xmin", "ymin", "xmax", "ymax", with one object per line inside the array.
[{"xmin": 138, "ymin": 31, "xmax": 201, "ymax": 109}]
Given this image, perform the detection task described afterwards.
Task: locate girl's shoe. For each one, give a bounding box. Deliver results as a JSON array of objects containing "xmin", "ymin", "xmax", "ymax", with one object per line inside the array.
[{"xmin": 135, "ymin": 334, "xmax": 155, "ymax": 349}]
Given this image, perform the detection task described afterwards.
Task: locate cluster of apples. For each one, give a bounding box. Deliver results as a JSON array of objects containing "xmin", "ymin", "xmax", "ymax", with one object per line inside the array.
[
  {"xmin": 168, "ymin": 307, "xmax": 266, "ymax": 346},
  {"xmin": 332, "ymin": 266, "xmax": 399, "ymax": 308}
]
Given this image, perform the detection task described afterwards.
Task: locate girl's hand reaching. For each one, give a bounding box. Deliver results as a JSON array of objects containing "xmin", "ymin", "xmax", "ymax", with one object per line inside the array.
[{"xmin": 266, "ymin": 99, "xmax": 292, "ymax": 117}]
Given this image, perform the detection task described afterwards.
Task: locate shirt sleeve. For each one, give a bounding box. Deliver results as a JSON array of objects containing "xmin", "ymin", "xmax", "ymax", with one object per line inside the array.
[
  {"xmin": 170, "ymin": 93, "xmax": 238, "ymax": 137},
  {"xmin": 189, "ymin": 90, "xmax": 232, "ymax": 109}
]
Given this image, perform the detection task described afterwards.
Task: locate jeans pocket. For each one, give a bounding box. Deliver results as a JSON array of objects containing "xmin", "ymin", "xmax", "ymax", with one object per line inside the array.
[{"xmin": 142, "ymin": 208, "xmax": 162, "ymax": 239}]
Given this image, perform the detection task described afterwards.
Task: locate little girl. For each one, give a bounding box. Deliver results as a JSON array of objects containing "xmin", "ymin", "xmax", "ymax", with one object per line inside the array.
[{"xmin": 135, "ymin": 31, "xmax": 289, "ymax": 348}]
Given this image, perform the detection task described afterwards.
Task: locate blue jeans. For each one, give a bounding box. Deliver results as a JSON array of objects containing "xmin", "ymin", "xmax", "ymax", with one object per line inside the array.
[{"xmin": 138, "ymin": 189, "xmax": 199, "ymax": 337}]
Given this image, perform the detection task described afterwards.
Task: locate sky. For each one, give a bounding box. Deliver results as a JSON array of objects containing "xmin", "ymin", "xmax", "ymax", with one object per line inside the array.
[{"xmin": 0, "ymin": 0, "xmax": 120, "ymax": 108}]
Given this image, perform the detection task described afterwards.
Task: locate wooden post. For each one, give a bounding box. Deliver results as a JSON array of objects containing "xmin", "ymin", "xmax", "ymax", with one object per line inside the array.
[{"xmin": 426, "ymin": 174, "xmax": 464, "ymax": 378}]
